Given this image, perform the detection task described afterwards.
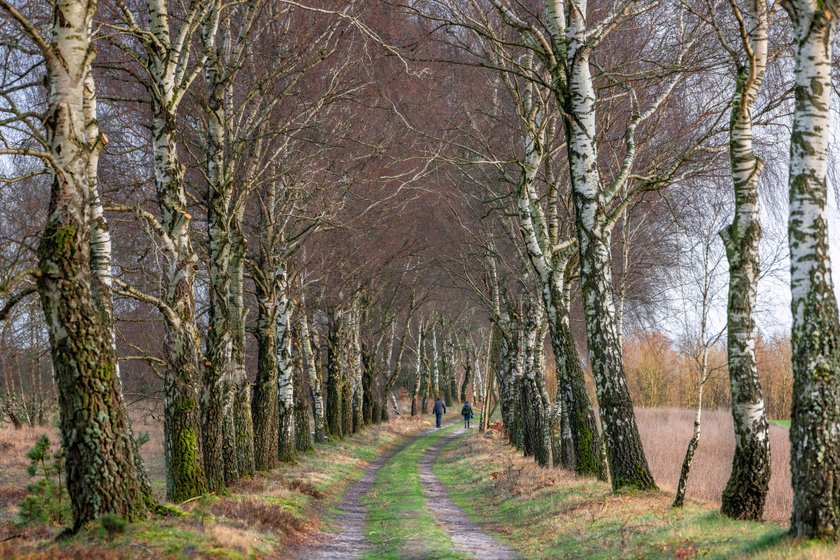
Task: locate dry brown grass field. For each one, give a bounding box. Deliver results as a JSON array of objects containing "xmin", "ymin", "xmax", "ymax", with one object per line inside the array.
[{"xmin": 636, "ymin": 407, "xmax": 792, "ymax": 522}]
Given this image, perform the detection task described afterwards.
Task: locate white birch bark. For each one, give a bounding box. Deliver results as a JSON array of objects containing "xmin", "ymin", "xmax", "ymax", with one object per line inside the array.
[
  {"xmin": 552, "ymin": 0, "xmax": 655, "ymax": 490},
  {"xmin": 108, "ymin": 0, "xmax": 212, "ymax": 497},
  {"xmin": 719, "ymin": 0, "xmax": 771, "ymax": 521},
  {"xmin": 780, "ymin": 0, "xmax": 840, "ymax": 540},
  {"xmin": 431, "ymin": 326, "xmax": 440, "ymax": 398},
  {"xmin": 410, "ymin": 322, "xmax": 424, "ymax": 416},
  {"xmin": 276, "ymin": 264, "xmax": 295, "ymax": 460},
  {"xmin": 350, "ymin": 301, "xmax": 364, "ymax": 432},
  {"xmin": 300, "ymin": 295, "xmax": 326, "ymax": 442}
]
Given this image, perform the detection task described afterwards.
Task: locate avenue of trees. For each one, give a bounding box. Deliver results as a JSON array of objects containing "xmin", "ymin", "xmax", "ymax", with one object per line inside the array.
[{"xmin": 0, "ymin": 0, "xmax": 839, "ymax": 545}]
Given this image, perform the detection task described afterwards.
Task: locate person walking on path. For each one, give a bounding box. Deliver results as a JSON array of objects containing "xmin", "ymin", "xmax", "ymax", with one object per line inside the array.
[
  {"xmin": 433, "ymin": 397, "xmax": 447, "ymax": 428},
  {"xmin": 461, "ymin": 401, "xmax": 474, "ymax": 429}
]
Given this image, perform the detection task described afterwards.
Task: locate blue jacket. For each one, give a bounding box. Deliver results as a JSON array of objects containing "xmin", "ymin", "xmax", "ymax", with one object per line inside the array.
[{"xmin": 432, "ymin": 399, "xmax": 446, "ymax": 414}]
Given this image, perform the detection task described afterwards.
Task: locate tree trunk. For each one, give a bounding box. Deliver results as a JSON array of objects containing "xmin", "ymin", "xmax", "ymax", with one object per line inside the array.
[
  {"xmin": 445, "ymin": 336, "xmax": 458, "ymax": 407},
  {"xmin": 300, "ymin": 304, "xmax": 326, "ymax": 442},
  {"xmin": 674, "ymin": 382, "xmax": 704, "ymax": 508},
  {"xmin": 430, "ymin": 327, "xmax": 440, "ymax": 403},
  {"xmin": 253, "ymin": 292, "xmax": 279, "ymax": 470},
  {"xmin": 37, "ymin": 0, "xmax": 151, "ymax": 529},
  {"xmin": 460, "ymin": 353, "xmax": 471, "ymax": 405},
  {"xmin": 381, "ymin": 316, "xmax": 409, "ymax": 421},
  {"xmin": 781, "ymin": 2, "xmax": 840, "ymax": 540},
  {"xmin": 349, "ymin": 305, "xmax": 364, "ymax": 433},
  {"xmin": 720, "ymin": 0, "xmax": 771, "ymax": 521},
  {"xmin": 511, "ymin": 87, "xmax": 605, "ymax": 479},
  {"xmin": 253, "ymin": 218, "xmax": 279, "ymax": 469},
  {"xmin": 341, "ymin": 381, "xmax": 354, "ymax": 437},
  {"xmin": 549, "ymin": 289, "xmax": 606, "ymax": 479},
  {"xmin": 326, "ymin": 318, "xmax": 344, "ymax": 437},
  {"xmin": 294, "ymin": 338, "xmax": 314, "ymax": 453},
  {"xmin": 277, "ymin": 270, "xmax": 295, "ymax": 461},
  {"xmin": 150, "ymin": 100, "xmax": 210, "ymax": 499},
  {"xmin": 565, "ymin": 43, "xmax": 655, "ymax": 491},
  {"xmin": 362, "ymin": 348, "xmax": 374, "ymax": 425},
  {"xmin": 410, "ymin": 323, "xmax": 424, "ymax": 416},
  {"xmin": 229, "ymin": 220, "xmax": 254, "ymax": 477}
]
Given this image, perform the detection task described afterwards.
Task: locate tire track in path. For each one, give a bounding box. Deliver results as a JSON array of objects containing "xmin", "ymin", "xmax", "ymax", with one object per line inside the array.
[{"xmin": 419, "ymin": 427, "xmax": 518, "ymax": 560}]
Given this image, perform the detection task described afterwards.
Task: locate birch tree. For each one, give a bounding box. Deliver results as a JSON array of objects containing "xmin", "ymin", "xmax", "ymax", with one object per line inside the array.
[
  {"xmin": 0, "ymin": 0, "xmax": 152, "ymax": 530},
  {"xmin": 671, "ymin": 198, "xmax": 728, "ymax": 508},
  {"xmin": 299, "ymin": 288, "xmax": 327, "ymax": 442},
  {"xmin": 201, "ymin": 0, "xmax": 261, "ymax": 482},
  {"xmin": 780, "ymin": 0, "xmax": 840, "ymax": 540},
  {"xmin": 486, "ymin": 0, "xmax": 707, "ymax": 490},
  {"xmin": 106, "ymin": 0, "xmax": 213, "ymax": 497},
  {"xmin": 410, "ymin": 320, "xmax": 425, "ymax": 416},
  {"xmin": 717, "ymin": 0, "xmax": 771, "ymax": 521}
]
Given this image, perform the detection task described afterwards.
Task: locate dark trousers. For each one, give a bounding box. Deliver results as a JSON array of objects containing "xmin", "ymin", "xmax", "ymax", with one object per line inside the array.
[
  {"xmin": 464, "ymin": 417, "xmax": 470, "ymax": 429},
  {"xmin": 435, "ymin": 413, "xmax": 442, "ymax": 428}
]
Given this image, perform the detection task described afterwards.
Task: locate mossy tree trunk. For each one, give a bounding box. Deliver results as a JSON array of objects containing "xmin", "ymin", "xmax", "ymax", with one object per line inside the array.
[
  {"xmin": 508, "ymin": 75, "xmax": 604, "ymax": 479},
  {"xmin": 300, "ymin": 300, "xmax": 326, "ymax": 442},
  {"xmin": 326, "ymin": 317, "xmax": 344, "ymax": 437},
  {"xmin": 252, "ymin": 182, "xmax": 280, "ymax": 471},
  {"xmin": 294, "ymin": 336, "xmax": 313, "ymax": 453},
  {"xmin": 103, "ymin": 0, "xmax": 212, "ymax": 501},
  {"xmin": 562, "ymin": 22, "xmax": 656, "ymax": 492},
  {"xmin": 362, "ymin": 347, "xmax": 374, "ymax": 425},
  {"xmin": 22, "ymin": 0, "xmax": 153, "ymax": 529}
]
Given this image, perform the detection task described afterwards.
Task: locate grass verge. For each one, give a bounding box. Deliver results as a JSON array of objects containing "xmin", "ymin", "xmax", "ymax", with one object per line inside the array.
[{"xmin": 433, "ymin": 428, "xmax": 840, "ymax": 560}]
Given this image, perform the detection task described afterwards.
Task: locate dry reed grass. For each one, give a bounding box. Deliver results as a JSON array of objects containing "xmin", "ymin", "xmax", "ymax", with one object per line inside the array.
[{"xmin": 636, "ymin": 407, "xmax": 792, "ymax": 522}]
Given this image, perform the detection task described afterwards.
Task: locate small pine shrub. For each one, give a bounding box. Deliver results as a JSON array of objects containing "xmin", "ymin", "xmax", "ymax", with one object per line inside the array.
[
  {"xmin": 18, "ymin": 434, "xmax": 70, "ymax": 526},
  {"xmin": 99, "ymin": 513, "xmax": 127, "ymax": 541}
]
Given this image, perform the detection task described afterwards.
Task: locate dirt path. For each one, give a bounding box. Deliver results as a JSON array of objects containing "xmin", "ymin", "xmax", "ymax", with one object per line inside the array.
[
  {"xmin": 289, "ymin": 422, "xmax": 515, "ymax": 559},
  {"xmin": 419, "ymin": 427, "xmax": 517, "ymax": 560},
  {"xmin": 285, "ymin": 432, "xmax": 420, "ymax": 560}
]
